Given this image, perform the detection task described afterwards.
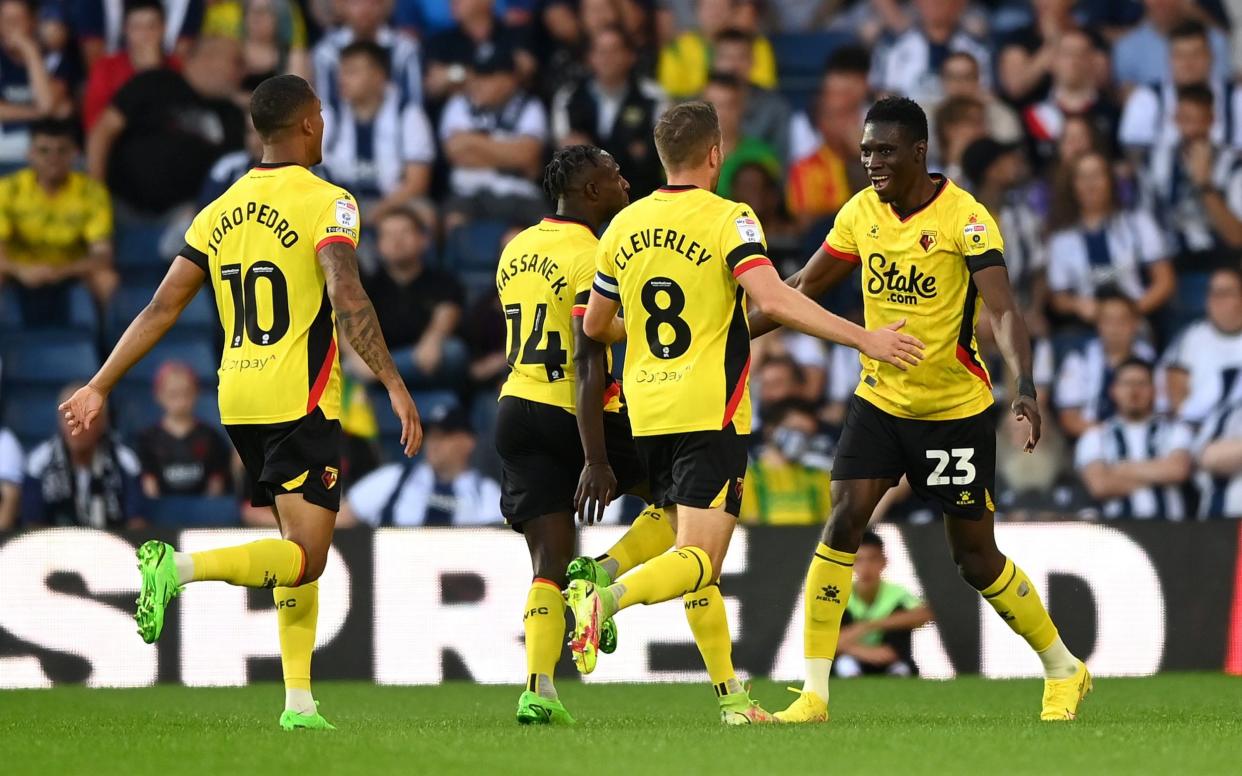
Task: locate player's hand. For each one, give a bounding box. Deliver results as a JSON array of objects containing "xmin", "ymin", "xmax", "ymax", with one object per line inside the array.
[
  {"xmin": 1011, "ymin": 395, "xmax": 1041, "ymax": 453},
  {"xmin": 574, "ymin": 462, "xmax": 617, "ymax": 525},
  {"xmin": 860, "ymin": 319, "xmax": 925, "ymax": 371},
  {"xmin": 389, "ymin": 387, "xmax": 423, "ymax": 457},
  {"xmin": 58, "ymin": 384, "xmax": 106, "ymax": 436}
]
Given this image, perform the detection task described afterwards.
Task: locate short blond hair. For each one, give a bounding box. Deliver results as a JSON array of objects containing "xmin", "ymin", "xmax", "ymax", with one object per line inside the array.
[{"xmin": 654, "ymin": 101, "xmax": 721, "ymax": 172}]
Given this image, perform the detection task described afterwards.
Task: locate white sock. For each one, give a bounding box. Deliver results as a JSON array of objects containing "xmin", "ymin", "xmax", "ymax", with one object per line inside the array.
[
  {"xmin": 173, "ymin": 552, "xmax": 196, "ymax": 586},
  {"xmin": 1037, "ymin": 636, "xmax": 1079, "ymax": 679},
  {"xmin": 533, "ymin": 673, "xmax": 558, "ymax": 701},
  {"xmin": 801, "ymin": 658, "xmax": 832, "ymax": 702},
  {"xmin": 285, "ymin": 687, "xmax": 317, "ymax": 714}
]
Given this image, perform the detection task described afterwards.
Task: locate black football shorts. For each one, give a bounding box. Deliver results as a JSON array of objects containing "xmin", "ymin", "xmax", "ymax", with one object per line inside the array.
[
  {"xmin": 226, "ymin": 407, "xmax": 343, "ymax": 512},
  {"xmin": 635, "ymin": 422, "xmax": 749, "ymax": 518},
  {"xmin": 495, "ymin": 396, "xmax": 647, "ymax": 530},
  {"xmin": 832, "ymin": 395, "xmax": 997, "ymax": 519}
]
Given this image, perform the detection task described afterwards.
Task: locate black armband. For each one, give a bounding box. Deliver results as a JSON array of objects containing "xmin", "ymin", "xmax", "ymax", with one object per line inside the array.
[{"xmin": 1017, "ymin": 376, "xmax": 1037, "ymax": 401}]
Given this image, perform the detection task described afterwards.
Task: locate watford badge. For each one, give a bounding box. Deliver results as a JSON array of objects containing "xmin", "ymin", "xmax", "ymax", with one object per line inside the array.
[
  {"xmin": 919, "ymin": 230, "xmax": 937, "ymax": 252},
  {"xmin": 322, "ymin": 467, "xmax": 339, "ymax": 490}
]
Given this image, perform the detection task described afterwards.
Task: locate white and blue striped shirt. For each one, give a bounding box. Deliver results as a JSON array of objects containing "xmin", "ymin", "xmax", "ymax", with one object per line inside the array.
[
  {"xmin": 1075, "ymin": 415, "xmax": 1192, "ymax": 519},
  {"xmin": 322, "ymin": 85, "xmax": 434, "ymax": 199},
  {"xmin": 1194, "ymin": 401, "xmax": 1242, "ymax": 518},
  {"xmin": 312, "ymin": 26, "xmax": 423, "ymax": 107}
]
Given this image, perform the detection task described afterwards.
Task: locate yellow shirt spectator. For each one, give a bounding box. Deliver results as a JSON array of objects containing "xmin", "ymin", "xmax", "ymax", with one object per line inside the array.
[
  {"xmin": 0, "ymin": 168, "xmax": 112, "ymax": 267},
  {"xmin": 740, "ymin": 457, "xmax": 832, "ymax": 525},
  {"xmin": 658, "ymin": 32, "xmax": 776, "ymax": 99}
]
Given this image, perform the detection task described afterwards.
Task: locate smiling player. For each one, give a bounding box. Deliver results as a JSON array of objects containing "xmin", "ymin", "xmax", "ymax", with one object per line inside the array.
[{"xmin": 750, "ymin": 96, "xmax": 1090, "ymax": 723}]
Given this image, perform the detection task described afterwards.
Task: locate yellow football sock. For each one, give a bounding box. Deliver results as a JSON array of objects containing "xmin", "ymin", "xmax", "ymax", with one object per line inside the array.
[
  {"xmin": 804, "ymin": 543, "xmax": 855, "ymax": 660},
  {"xmin": 610, "ymin": 546, "xmax": 711, "ymax": 614},
  {"xmin": 683, "ymin": 583, "xmax": 742, "ymax": 697},
  {"xmin": 600, "ymin": 506, "xmax": 676, "ymax": 578},
  {"xmin": 191, "ymin": 539, "xmax": 305, "ymax": 587},
  {"xmin": 274, "ymin": 580, "xmax": 318, "ymax": 693},
  {"xmin": 523, "ymin": 578, "xmax": 566, "ymax": 699},
  {"xmin": 980, "ymin": 558, "xmax": 1059, "ymax": 653}
]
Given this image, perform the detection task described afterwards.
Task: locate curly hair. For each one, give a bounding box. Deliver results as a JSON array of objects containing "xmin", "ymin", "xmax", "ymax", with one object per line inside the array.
[{"xmin": 542, "ymin": 144, "xmax": 609, "ymax": 201}]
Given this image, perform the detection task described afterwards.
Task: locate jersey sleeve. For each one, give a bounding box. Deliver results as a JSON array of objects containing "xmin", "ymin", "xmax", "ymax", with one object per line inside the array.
[
  {"xmin": 593, "ymin": 230, "xmax": 621, "ymax": 301},
  {"xmin": 571, "ymin": 246, "xmax": 596, "ymax": 317},
  {"xmin": 180, "ymin": 208, "xmax": 212, "ymax": 273},
  {"xmin": 312, "ymin": 189, "xmax": 361, "ymax": 252},
  {"xmin": 823, "ymin": 194, "xmax": 860, "ymax": 263},
  {"xmin": 720, "ymin": 202, "xmax": 771, "ymax": 278},
  {"xmin": 957, "ymin": 199, "xmax": 1006, "ymax": 273},
  {"xmin": 1163, "ymin": 422, "xmax": 1194, "ymax": 455}
]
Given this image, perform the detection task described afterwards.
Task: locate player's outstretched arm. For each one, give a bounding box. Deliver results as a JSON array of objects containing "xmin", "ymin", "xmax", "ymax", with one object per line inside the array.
[
  {"xmin": 748, "ymin": 245, "xmax": 858, "ymax": 338},
  {"xmin": 738, "ymin": 263, "xmax": 924, "ymax": 370},
  {"xmin": 60, "ymin": 256, "xmax": 205, "ymax": 436},
  {"xmin": 317, "ymin": 241, "xmax": 423, "ymax": 457},
  {"xmin": 974, "ymin": 264, "xmax": 1040, "ymax": 452},
  {"xmin": 572, "ymin": 318, "xmax": 615, "ymax": 525}
]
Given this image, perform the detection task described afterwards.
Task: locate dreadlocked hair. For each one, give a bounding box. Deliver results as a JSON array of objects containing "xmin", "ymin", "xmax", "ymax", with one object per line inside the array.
[{"xmin": 543, "ymin": 144, "xmax": 608, "ymax": 201}]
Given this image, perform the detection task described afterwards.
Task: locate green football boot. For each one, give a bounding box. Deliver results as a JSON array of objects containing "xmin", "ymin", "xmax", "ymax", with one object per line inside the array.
[
  {"xmin": 566, "ymin": 556, "xmax": 617, "ymax": 654},
  {"xmin": 280, "ymin": 702, "xmax": 336, "ymax": 731},
  {"xmin": 135, "ymin": 540, "xmax": 182, "ymax": 644},
  {"xmin": 515, "ymin": 691, "xmax": 575, "ymax": 725}
]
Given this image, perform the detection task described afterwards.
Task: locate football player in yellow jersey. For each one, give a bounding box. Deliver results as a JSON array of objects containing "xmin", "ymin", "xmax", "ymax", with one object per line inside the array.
[
  {"xmin": 59, "ymin": 75, "xmax": 422, "ymax": 730},
  {"xmin": 566, "ymin": 101, "xmax": 924, "ymax": 723},
  {"xmin": 750, "ymin": 97, "xmax": 1090, "ymax": 723}
]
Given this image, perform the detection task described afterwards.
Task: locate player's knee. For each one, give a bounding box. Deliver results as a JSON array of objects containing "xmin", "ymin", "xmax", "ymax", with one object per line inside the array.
[
  {"xmin": 949, "ymin": 545, "xmax": 1001, "ymax": 590},
  {"xmin": 528, "ymin": 547, "xmax": 570, "ymax": 587},
  {"xmin": 298, "ymin": 545, "xmax": 330, "ymax": 584},
  {"xmin": 823, "ymin": 511, "xmax": 867, "ymax": 553}
]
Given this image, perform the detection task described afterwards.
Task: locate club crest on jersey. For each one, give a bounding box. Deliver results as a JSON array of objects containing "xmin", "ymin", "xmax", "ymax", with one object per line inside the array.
[
  {"xmin": 735, "ymin": 215, "xmax": 761, "ymax": 243},
  {"xmin": 919, "ymin": 230, "xmax": 937, "ymax": 252},
  {"xmin": 335, "ymin": 199, "xmax": 358, "ymax": 228},
  {"xmin": 322, "ymin": 467, "xmax": 339, "ymax": 490}
]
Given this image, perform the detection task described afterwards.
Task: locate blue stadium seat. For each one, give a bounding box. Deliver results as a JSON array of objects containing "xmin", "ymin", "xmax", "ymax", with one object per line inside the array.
[
  {"xmin": 115, "ymin": 391, "xmax": 220, "ymax": 438},
  {"xmin": 147, "ymin": 495, "xmax": 241, "ymax": 527},
  {"xmin": 771, "ymin": 31, "xmax": 855, "ymax": 110},
  {"xmin": 0, "ymin": 282, "xmax": 97, "ymax": 333},
  {"xmin": 0, "ymin": 285, "xmax": 20, "ymax": 329},
  {"xmin": 370, "ymin": 387, "xmax": 460, "ymax": 435},
  {"xmin": 110, "ymin": 284, "xmax": 217, "ymax": 343},
  {"xmin": 114, "ymin": 220, "xmax": 167, "ymax": 270},
  {"xmin": 122, "ymin": 337, "xmax": 218, "ymax": 386},
  {"xmin": 0, "ymin": 330, "xmax": 99, "ymax": 387},
  {"xmin": 2, "ymin": 386, "xmax": 59, "ymax": 451},
  {"xmin": 443, "ymin": 219, "xmax": 509, "ymax": 272}
]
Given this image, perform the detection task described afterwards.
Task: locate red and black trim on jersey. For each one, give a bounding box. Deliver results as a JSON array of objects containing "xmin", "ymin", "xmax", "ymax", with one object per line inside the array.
[
  {"xmin": 965, "ymin": 248, "xmax": 1006, "ymax": 274},
  {"xmin": 956, "ymin": 279, "xmax": 991, "ymax": 389},
  {"xmin": 889, "ymin": 174, "xmax": 948, "ymax": 223},
  {"xmin": 543, "ymin": 214, "xmax": 595, "ymax": 233},
  {"xmin": 721, "ymin": 286, "xmax": 752, "ymax": 428},
  {"xmin": 823, "ymin": 242, "xmax": 860, "ymax": 263},
  {"xmin": 306, "ymin": 288, "xmax": 336, "ymax": 413},
  {"xmin": 657, "ymin": 183, "xmax": 698, "ymax": 193},
  {"xmin": 725, "ymin": 242, "xmax": 771, "ymax": 277},
  {"xmin": 180, "ymin": 243, "xmax": 210, "ymax": 273},
  {"xmin": 572, "ymin": 289, "xmax": 590, "ymax": 317}
]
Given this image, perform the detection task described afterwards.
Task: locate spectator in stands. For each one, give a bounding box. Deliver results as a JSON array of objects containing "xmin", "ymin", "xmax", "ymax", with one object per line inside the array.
[
  {"xmin": 1020, "ymin": 29, "xmax": 1120, "ymax": 170},
  {"xmin": 0, "ymin": 422, "xmax": 20, "ymax": 529},
  {"xmin": 1113, "ymin": 0, "xmax": 1230, "ymax": 89},
  {"xmin": 550, "ymin": 26, "xmax": 665, "ymax": 198},
  {"xmin": 1146, "ymin": 83, "xmax": 1242, "ymax": 273},
  {"xmin": 1047, "ymin": 151, "xmax": 1175, "ymax": 327},
  {"xmin": 87, "ymin": 36, "xmax": 245, "ymax": 216},
  {"xmin": 313, "ymin": 0, "xmax": 422, "ymax": 105},
  {"xmin": 751, "ymin": 353, "xmax": 803, "ymax": 431},
  {"xmin": 995, "ymin": 0, "xmax": 1079, "ymax": 107},
  {"xmin": 39, "ymin": 1, "xmax": 85, "ymax": 95},
  {"xmin": 439, "ymin": 44, "xmax": 547, "ymax": 229},
  {"xmin": 931, "ymin": 95, "xmax": 985, "ymax": 180},
  {"xmin": 789, "ymin": 45, "xmax": 870, "ymax": 165},
  {"xmin": 136, "ymin": 361, "xmax": 230, "ymax": 498},
  {"xmin": 82, "ymin": 0, "xmax": 180, "ymax": 132},
  {"xmin": 869, "ymin": 0, "xmax": 990, "ymax": 107},
  {"xmin": 1193, "ymin": 398, "xmax": 1242, "ymax": 517},
  {"xmin": 423, "ymin": 0, "xmax": 534, "ymax": 102},
  {"xmin": 961, "ymin": 138, "xmax": 1047, "ymax": 336},
  {"xmin": 1055, "ymin": 289, "xmax": 1157, "ymax": 439},
  {"xmin": 711, "ymin": 27, "xmax": 790, "ymax": 164},
  {"xmin": 731, "ymin": 161, "xmax": 800, "ymax": 271},
  {"xmin": 1119, "ymin": 20, "xmax": 1242, "ymax": 161},
  {"xmin": 1163, "ymin": 266, "xmax": 1242, "ymax": 422},
  {"xmin": 352, "ymin": 207, "xmax": 467, "ymax": 387},
  {"xmin": 939, "ymin": 51, "xmax": 1021, "ymax": 146},
  {"xmin": 1076, "ymin": 358, "xmax": 1194, "ymax": 520},
  {"xmin": 205, "ymin": 0, "xmax": 310, "ymax": 90},
  {"xmin": 834, "ymin": 532, "xmax": 932, "ymax": 678},
  {"xmin": 21, "ymin": 381, "xmax": 144, "ymax": 528},
  {"xmin": 739, "ymin": 399, "xmax": 832, "ymax": 525},
  {"xmin": 704, "ymin": 73, "xmax": 779, "ymax": 199},
  {"xmin": 322, "ymin": 41, "xmax": 434, "ymax": 223},
  {"xmin": 198, "ymin": 114, "xmax": 262, "ymax": 205},
  {"xmin": 657, "ymin": 0, "xmax": 774, "ymax": 99},
  {"xmin": 0, "ymin": 119, "xmax": 115, "ymax": 326},
  {"xmin": 341, "ymin": 404, "xmax": 503, "ymax": 526},
  {"xmin": 0, "ymin": 0, "xmax": 73, "ymax": 165},
  {"xmin": 76, "ymin": 0, "xmax": 202, "ymax": 66}
]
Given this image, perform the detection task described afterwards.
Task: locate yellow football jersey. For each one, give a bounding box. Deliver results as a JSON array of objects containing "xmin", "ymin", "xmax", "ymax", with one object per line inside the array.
[
  {"xmin": 0, "ymin": 169, "xmax": 112, "ymax": 266},
  {"xmin": 825, "ymin": 175, "xmax": 1002, "ymax": 421},
  {"xmin": 181, "ymin": 162, "xmax": 360, "ymax": 425},
  {"xmin": 497, "ymin": 215, "xmax": 622, "ymax": 413},
  {"xmin": 594, "ymin": 184, "xmax": 772, "ymax": 436}
]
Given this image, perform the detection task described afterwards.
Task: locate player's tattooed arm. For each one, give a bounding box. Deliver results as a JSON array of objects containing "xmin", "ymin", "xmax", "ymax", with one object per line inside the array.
[
  {"xmin": 748, "ymin": 246, "xmax": 858, "ymax": 338},
  {"xmin": 573, "ymin": 318, "xmax": 616, "ymax": 524},
  {"xmin": 973, "ymin": 264, "xmax": 1041, "ymax": 452},
  {"xmin": 318, "ymin": 240, "xmax": 423, "ymax": 456}
]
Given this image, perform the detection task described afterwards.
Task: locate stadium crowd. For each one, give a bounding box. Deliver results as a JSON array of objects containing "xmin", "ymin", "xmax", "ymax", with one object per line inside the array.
[{"xmin": 2, "ymin": 0, "xmax": 1242, "ymax": 528}]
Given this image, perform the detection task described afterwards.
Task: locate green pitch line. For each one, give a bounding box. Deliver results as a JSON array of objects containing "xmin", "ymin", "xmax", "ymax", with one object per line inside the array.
[{"xmin": 2, "ymin": 675, "xmax": 1240, "ymax": 776}]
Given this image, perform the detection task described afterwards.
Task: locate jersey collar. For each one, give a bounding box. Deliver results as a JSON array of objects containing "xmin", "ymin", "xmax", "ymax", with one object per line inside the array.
[
  {"xmin": 253, "ymin": 161, "xmax": 300, "ymax": 170},
  {"xmin": 889, "ymin": 174, "xmax": 948, "ymax": 222},
  {"xmin": 543, "ymin": 214, "xmax": 594, "ymax": 233},
  {"xmin": 657, "ymin": 184, "xmax": 698, "ymax": 193}
]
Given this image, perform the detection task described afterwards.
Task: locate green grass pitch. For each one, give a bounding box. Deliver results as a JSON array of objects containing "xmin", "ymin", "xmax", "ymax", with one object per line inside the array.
[{"xmin": 4, "ymin": 675, "xmax": 1240, "ymax": 775}]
